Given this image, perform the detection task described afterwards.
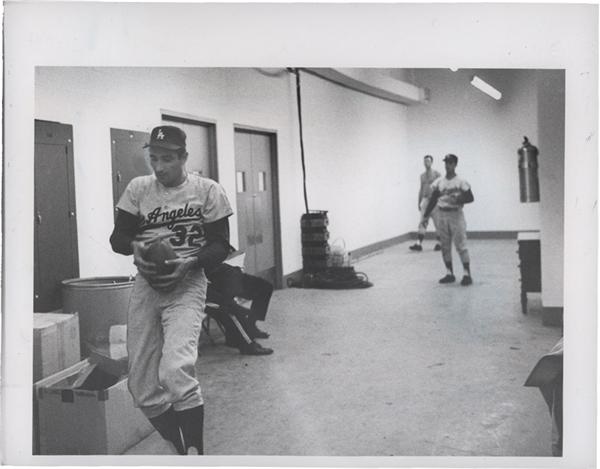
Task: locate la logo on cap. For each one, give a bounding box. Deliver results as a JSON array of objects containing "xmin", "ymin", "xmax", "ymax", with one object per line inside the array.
[{"xmin": 157, "ymin": 129, "xmax": 165, "ymax": 140}]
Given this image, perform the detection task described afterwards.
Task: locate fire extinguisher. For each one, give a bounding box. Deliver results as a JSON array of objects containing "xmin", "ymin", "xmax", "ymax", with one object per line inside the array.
[{"xmin": 518, "ymin": 136, "xmax": 540, "ymax": 202}]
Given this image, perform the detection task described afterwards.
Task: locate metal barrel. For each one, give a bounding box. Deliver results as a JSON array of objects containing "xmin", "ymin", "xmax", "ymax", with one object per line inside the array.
[{"xmin": 61, "ymin": 276, "xmax": 135, "ymax": 356}]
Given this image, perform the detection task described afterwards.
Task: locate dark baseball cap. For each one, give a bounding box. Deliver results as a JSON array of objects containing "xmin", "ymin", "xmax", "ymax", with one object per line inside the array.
[
  {"xmin": 144, "ymin": 125, "xmax": 186, "ymax": 150},
  {"xmin": 443, "ymin": 154, "xmax": 458, "ymax": 164}
]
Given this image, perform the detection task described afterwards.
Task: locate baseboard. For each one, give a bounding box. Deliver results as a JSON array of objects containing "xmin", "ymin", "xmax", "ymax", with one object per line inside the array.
[
  {"xmin": 283, "ymin": 268, "xmax": 303, "ymax": 288},
  {"xmin": 542, "ymin": 307, "xmax": 564, "ymax": 328},
  {"xmin": 283, "ymin": 230, "xmax": 524, "ymax": 287},
  {"xmin": 417, "ymin": 231, "xmax": 519, "ymax": 240},
  {"xmin": 350, "ymin": 233, "xmax": 413, "ymax": 259}
]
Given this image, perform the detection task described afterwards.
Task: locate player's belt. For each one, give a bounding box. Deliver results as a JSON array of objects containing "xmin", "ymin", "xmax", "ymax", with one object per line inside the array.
[{"xmin": 439, "ymin": 206, "xmax": 459, "ymax": 212}]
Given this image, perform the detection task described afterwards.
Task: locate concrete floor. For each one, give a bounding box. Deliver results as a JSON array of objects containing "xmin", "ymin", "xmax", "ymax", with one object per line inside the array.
[{"xmin": 125, "ymin": 239, "xmax": 562, "ymax": 456}]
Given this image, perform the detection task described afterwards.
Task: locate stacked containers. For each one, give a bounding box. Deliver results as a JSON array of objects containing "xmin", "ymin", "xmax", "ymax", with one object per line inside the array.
[{"xmin": 300, "ymin": 211, "xmax": 330, "ymax": 273}]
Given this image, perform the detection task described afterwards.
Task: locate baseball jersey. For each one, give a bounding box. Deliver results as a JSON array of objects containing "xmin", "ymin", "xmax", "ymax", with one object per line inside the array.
[
  {"xmin": 431, "ymin": 174, "xmax": 471, "ymax": 209},
  {"xmin": 117, "ymin": 173, "xmax": 233, "ymax": 259},
  {"xmin": 420, "ymin": 170, "xmax": 441, "ymax": 199}
]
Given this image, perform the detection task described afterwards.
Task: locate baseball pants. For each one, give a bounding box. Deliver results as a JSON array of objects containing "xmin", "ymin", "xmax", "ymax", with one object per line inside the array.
[
  {"xmin": 127, "ymin": 269, "xmax": 207, "ymax": 419},
  {"xmin": 436, "ymin": 208, "xmax": 470, "ymax": 264},
  {"xmin": 418, "ymin": 197, "xmax": 440, "ymax": 236}
]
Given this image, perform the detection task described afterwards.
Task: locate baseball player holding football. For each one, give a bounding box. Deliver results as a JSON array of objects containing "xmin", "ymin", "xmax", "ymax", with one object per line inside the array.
[
  {"xmin": 110, "ymin": 125, "xmax": 233, "ymax": 454},
  {"xmin": 423, "ymin": 153, "xmax": 474, "ymax": 286}
]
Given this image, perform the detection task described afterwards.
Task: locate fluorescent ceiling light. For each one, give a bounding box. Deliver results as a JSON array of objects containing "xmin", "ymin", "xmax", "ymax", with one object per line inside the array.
[
  {"xmin": 470, "ymin": 75, "xmax": 502, "ymax": 100},
  {"xmin": 449, "ymin": 67, "xmax": 458, "ymax": 72}
]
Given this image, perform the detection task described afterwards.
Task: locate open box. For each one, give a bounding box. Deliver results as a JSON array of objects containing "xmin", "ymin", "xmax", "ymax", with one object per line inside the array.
[{"xmin": 36, "ymin": 358, "xmax": 153, "ymax": 454}]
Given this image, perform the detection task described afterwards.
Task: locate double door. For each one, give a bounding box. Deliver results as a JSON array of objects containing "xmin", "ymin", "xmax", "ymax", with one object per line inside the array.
[{"xmin": 234, "ymin": 130, "xmax": 279, "ymax": 285}]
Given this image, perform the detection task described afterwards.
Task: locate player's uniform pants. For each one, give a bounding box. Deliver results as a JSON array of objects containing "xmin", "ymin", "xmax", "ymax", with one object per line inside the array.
[
  {"xmin": 418, "ymin": 197, "xmax": 440, "ymax": 236},
  {"xmin": 127, "ymin": 269, "xmax": 207, "ymax": 419},
  {"xmin": 437, "ymin": 207, "xmax": 470, "ymax": 264}
]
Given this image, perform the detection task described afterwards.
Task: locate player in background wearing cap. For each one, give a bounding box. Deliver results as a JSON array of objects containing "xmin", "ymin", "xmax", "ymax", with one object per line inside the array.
[
  {"xmin": 110, "ymin": 125, "xmax": 234, "ymax": 455},
  {"xmin": 409, "ymin": 155, "xmax": 442, "ymax": 252},
  {"xmin": 423, "ymin": 153, "xmax": 474, "ymax": 286}
]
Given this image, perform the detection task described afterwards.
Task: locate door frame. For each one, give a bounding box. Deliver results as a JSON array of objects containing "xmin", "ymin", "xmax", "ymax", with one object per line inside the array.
[
  {"xmin": 233, "ymin": 124, "xmax": 283, "ymax": 289},
  {"xmin": 160, "ymin": 110, "xmax": 219, "ymax": 181}
]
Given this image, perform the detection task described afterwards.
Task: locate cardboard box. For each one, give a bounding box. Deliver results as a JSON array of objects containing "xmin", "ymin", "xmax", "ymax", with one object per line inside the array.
[
  {"xmin": 33, "ymin": 312, "xmax": 81, "ymax": 454},
  {"xmin": 33, "ymin": 312, "xmax": 81, "ymax": 382},
  {"xmin": 36, "ymin": 359, "xmax": 153, "ymax": 454}
]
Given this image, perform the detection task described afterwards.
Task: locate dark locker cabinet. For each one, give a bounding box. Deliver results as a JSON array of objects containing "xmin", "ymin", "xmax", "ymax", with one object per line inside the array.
[
  {"xmin": 517, "ymin": 231, "xmax": 541, "ymax": 314},
  {"xmin": 34, "ymin": 120, "xmax": 79, "ymax": 311},
  {"xmin": 110, "ymin": 128, "xmax": 152, "ymax": 211}
]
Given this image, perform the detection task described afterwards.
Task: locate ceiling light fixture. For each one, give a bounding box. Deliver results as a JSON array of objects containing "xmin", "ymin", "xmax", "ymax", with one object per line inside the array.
[
  {"xmin": 470, "ymin": 75, "xmax": 502, "ymax": 100},
  {"xmin": 449, "ymin": 67, "xmax": 458, "ymax": 72}
]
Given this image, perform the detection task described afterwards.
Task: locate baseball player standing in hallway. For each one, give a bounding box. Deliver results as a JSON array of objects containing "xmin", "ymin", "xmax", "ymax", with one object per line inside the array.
[
  {"xmin": 110, "ymin": 125, "xmax": 233, "ymax": 454},
  {"xmin": 423, "ymin": 153, "xmax": 474, "ymax": 286},
  {"xmin": 409, "ymin": 154, "xmax": 441, "ymax": 252}
]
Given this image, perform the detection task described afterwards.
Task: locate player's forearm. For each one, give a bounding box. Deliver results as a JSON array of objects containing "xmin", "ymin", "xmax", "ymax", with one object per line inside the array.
[
  {"xmin": 456, "ymin": 189, "xmax": 474, "ymax": 204},
  {"xmin": 423, "ymin": 190, "xmax": 439, "ymax": 218},
  {"xmin": 195, "ymin": 217, "xmax": 233, "ymax": 271},
  {"xmin": 110, "ymin": 209, "xmax": 140, "ymax": 255}
]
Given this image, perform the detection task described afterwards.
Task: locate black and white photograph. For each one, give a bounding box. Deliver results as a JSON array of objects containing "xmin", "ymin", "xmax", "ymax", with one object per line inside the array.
[{"xmin": 2, "ymin": 2, "xmax": 598, "ymax": 467}]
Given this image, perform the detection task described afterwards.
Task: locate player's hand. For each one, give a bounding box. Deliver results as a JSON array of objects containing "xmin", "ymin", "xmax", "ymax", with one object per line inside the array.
[
  {"xmin": 149, "ymin": 256, "xmax": 198, "ymax": 291},
  {"xmin": 131, "ymin": 240, "xmax": 159, "ymax": 280}
]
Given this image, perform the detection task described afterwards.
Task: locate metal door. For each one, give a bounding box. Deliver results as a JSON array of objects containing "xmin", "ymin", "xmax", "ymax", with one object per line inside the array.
[
  {"xmin": 161, "ymin": 117, "xmax": 215, "ymax": 178},
  {"xmin": 110, "ymin": 129, "xmax": 152, "ymax": 210},
  {"xmin": 234, "ymin": 130, "xmax": 278, "ymax": 283},
  {"xmin": 34, "ymin": 120, "xmax": 79, "ymax": 311}
]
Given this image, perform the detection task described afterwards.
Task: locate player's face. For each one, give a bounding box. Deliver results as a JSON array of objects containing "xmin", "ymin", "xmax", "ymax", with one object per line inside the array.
[
  {"xmin": 424, "ymin": 158, "xmax": 433, "ymax": 169},
  {"xmin": 149, "ymin": 148, "xmax": 187, "ymax": 187},
  {"xmin": 444, "ymin": 160, "xmax": 457, "ymax": 174}
]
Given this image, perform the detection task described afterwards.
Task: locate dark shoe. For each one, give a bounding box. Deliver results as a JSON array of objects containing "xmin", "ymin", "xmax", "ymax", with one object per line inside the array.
[
  {"xmin": 149, "ymin": 407, "xmax": 185, "ymax": 455},
  {"xmin": 239, "ymin": 341, "xmax": 273, "ymax": 355},
  {"xmin": 461, "ymin": 275, "xmax": 473, "ymax": 286},
  {"xmin": 439, "ymin": 274, "xmax": 456, "ymax": 284},
  {"xmin": 175, "ymin": 405, "xmax": 204, "ymax": 455},
  {"xmin": 409, "ymin": 244, "xmax": 423, "ymax": 251},
  {"xmin": 434, "ymin": 244, "xmax": 442, "ymax": 251}
]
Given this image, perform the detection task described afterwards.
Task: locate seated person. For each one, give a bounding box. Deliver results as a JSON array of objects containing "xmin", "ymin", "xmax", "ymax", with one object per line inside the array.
[
  {"xmin": 206, "ymin": 256, "xmax": 273, "ymax": 338},
  {"xmin": 204, "ymin": 259, "xmax": 274, "ymax": 355}
]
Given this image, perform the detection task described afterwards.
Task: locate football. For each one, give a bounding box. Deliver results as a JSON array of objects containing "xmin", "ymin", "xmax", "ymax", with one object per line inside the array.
[{"xmin": 144, "ymin": 239, "xmax": 178, "ymax": 274}]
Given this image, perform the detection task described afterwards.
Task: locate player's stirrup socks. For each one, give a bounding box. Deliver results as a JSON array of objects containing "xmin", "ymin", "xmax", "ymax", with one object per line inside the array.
[
  {"xmin": 148, "ymin": 407, "xmax": 186, "ymax": 455},
  {"xmin": 176, "ymin": 405, "xmax": 205, "ymax": 455},
  {"xmin": 417, "ymin": 234, "xmax": 424, "ymax": 243},
  {"xmin": 444, "ymin": 261, "xmax": 453, "ymax": 274},
  {"xmin": 463, "ymin": 262, "xmax": 471, "ymax": 276}
]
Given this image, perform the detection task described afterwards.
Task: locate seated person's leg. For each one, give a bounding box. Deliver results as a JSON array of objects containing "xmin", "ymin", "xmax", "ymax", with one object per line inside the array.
[{"xmin": 240, "ymin": 274, "xmax": 274, "ymax": 338}]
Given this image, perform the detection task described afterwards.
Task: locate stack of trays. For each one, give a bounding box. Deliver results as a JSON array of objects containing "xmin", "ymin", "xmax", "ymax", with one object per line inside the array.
[{"xmin": 301, "ymin": 211, "xmax": 330, "ymax": 273}]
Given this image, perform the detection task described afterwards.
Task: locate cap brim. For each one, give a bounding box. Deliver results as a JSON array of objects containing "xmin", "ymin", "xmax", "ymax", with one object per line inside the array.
[{"xmin": 143, "ymin": 142, "xmax": 182, "ymax": 151}]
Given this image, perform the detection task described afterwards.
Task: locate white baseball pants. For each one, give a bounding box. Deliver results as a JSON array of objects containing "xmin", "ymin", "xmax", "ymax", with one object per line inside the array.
[{"xmin": 127, "ymin": 269, "xmax": 207, "ymax": 418}]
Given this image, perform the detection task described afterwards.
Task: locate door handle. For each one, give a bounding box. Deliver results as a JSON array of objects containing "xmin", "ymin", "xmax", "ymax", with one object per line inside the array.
[
  {"xmin": 69, "ymin": 211, "xmax": 76, "ymax": 218},
  {"xmin": 36, "ymin": 212, "xmax": 42, "ymax": 225},
  {"xmin": 116, "ymin": 171, "xmax": 122, "ymax": 182}
]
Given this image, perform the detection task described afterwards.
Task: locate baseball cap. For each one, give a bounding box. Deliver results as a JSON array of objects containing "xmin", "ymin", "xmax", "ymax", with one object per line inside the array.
[
  {"xmin": 144, "ymin": 125, "xmax": 187, "ymax": 150},
  {"xmin": 443, "ymin": 154, "xmax": 458, "ymax": 164}
]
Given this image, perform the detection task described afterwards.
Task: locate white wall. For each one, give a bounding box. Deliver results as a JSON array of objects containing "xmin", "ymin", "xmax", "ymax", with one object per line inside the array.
[
  {"xmin": 35, "ymin": 67, "xmax": 413, "ymax": 277},
  {"xmin": 299, "ymin": 72, "xmax": 412, "ymax": 249},
  {"xmin": 406, "ymin": 69, "xmax": 541, "ymax": 231}
]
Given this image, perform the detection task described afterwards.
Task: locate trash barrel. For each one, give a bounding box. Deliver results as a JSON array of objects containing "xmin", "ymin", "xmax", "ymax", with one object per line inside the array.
[{"xmin": 61, "ymin": 276, "xmax": 134, "ymax": 356}]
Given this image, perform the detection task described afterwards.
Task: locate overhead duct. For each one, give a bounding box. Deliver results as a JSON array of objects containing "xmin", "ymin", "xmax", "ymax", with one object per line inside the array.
[{"xmin": 305, "ymin": 68, "xmax": 429, "ymax": 105}]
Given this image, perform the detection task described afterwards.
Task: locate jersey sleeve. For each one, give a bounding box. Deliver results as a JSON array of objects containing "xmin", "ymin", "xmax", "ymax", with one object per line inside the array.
[
  {"xmin": 203, "ymin": 181, "xmax": 234, "ymax": 223},
  {"xmin": 116, "ymin": 178, "xmax": 141, "ymax": 216},
  {"xmin": 460, "ymin": 179, "xmax": 472, "ymax": 191},
  {"xmin": 430, "ymin": 177, "xmax": 441, "ymax": 192}
]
